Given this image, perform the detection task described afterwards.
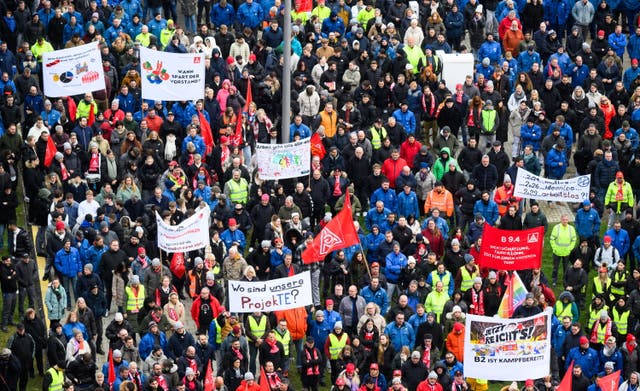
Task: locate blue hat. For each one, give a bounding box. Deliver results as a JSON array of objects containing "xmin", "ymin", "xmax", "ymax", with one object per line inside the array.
[
  {"xmin": 464, "ymin": 254, "xmax": 474, "ymax": 263},
  {"xmin": 583, "ymin": 200, "xmax": 591, "ymax": 207},
  {"xmin": 420, "ymin": 162, "xmax": 429, "ymax": 169}
]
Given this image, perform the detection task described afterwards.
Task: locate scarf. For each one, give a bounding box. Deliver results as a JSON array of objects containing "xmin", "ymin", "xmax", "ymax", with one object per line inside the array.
[
  {"xmin": 266, "ymin": 338, "xmax": 280, "ymax": 353},
  {"xmin": 187, "ymin": 357, "xmax": 198, "ymax": 373},
  {"xmin": 422, "ymin": 346, "xmax": 431, "ymax": 368},
  {"xmin": 456, "ymin": 91, "xmax": 463, "ymax": 104},
  {"xmin": 89, "ymin": 152, "xmax": 100, "ymax": 172},
  {"xmin": 232, "ymin": 347, "xmax": 243, "ymax": 360},
  {"xmin": 471, "ymin": 288, "xmax": 484, "ymax": 315},
  {"xmin": 3, "ymin": 16, "xmax": 15, "ymax": 32},
  {"xmin": 266, "ymin": 372, "xmax": 281, "ymax": 389},
  {"xmin": 220, "ymin": 145, "xmax": 230, "ymax": 166},
  {"xmin": 167, "ymin": 306, "xmax": 178, "ymax": 321},
  {"xmin": 156, "ymin": 375, "xmax": 169, "ymax": 391},
  {"xmin": 422, "ymin": 94, "xmax": 436, "ymax": 115},
  {"xmin": 514, "ymin": 90, "xmax": 525, "ymax": 101},
  {"xmin": 60, "ymin": 161, "xmax": 70, "ymax": 181},
  {"xmin": 626, "ymin": 341, "xmax": 636, "ymax": 354},
  {"xmin": 107, "ymin": 158, "xmax": 118, "ymax": 179},
  {"xmin": 590, "ymin": 319, "xmax": 612, "ymax": 343},
  {"xmin": 137, "ymin": 256, "xmax": 148, "ymax": 269},
  {"xmin": 305, "ymin": 348, "xmax": 320, "ymax": 375},
  {"xmin": 333, "ymin": 175, "xmax": 342, "ymax": 196},
  {"xmin": 616, "ymin": 181, "xmax": 625, "ymax": 201},
  {"xmin": 452, "ymin": 380, "xmax": 465, "ymax": 391}
]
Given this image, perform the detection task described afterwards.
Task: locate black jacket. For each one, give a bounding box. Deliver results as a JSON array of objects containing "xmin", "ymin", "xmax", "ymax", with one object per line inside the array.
[{"xmin": 46, "ymin": 332, "xmax": 67, "ymax": 367}]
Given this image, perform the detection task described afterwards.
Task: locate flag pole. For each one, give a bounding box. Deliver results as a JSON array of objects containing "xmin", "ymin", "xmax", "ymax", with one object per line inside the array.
[{"xmin": 358, "ymin": 242, "xmax": 372, "ymax": 279}]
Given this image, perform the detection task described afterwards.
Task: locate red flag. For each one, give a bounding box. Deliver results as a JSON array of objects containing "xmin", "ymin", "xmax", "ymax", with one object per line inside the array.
[
  {"xmin": 66, "ymin": 97, "xmax": 77, "ymax": 122},
  {"xmin": 107, "ymin": 348, "xmax": 116, "ymax": 389},
  {"xmin": 244, "ymin": 79, "xmax": 252, "ymax": 113},
  {"xmin": 203, "ymin": 359, "xmax": 214, "ymax": 391},
  {"xmin": 302, "ymin": 191, "xmax": 359, "ymax": 264},
  {"xmin": 558, "ymin": 361, "xmax": 574, "ymax": 391},
  {"xmin": 597, "ymin": 370, "xmax": 621, "ymax": 391},
  {"xmin": 259, "ymin": 366, "xmax": 269, "ymax": 391},
  {"xmin": 44, "ymin": 134, "xmax": 57, "ymax": 167},
  {"xmin": 199, "ymin": 110, "xmax": 214, "ymax": 155},
  {"xmin": 88, "ymin": 103, "xmax": 95, "ymax": 126}
]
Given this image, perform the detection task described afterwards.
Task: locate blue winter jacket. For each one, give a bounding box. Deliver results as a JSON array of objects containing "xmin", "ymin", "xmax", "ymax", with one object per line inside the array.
[
  {"xmin": 384, "ymin": 322, "xmax": 415, "ymax": 351},
  {"xmin": 520, "ymin": 124, "xmax": 542, "ymax": 151},
  {"xmin": 575, "ymin": 208, "xmax": 601, "ymax": 239},
  {"xmin": 444, "ymin": 11, "xmax": 464, "ymax": 38},
  {"xmin": 364, "ymin": 232, "xmax": 385, "ymax": 263},
  {"xmin": 392, "ymin": 109, "xmax": 417, "ymax": 134},
  {"xmin": 384, "ymin": 251, "xmax": 407, "ymax": 283},
  {"xmin": 546, "ymin": 148, "xmax": 568, "ymax": 179},
  {"xmin": 270, "ymin": 247, "xmax": 292, "ymax": 269},
  {"xmin": 365, "ymin": 207, "xmax": 391, "ymax": 231},
  {"xmin": 210, "ymin": 3, "xmax": 236, "ymax": 27},
  {"xmin": 551, "ymin": 325, "xmax": 571, "ymax": 355},
  {"xmin": 473, "ymin": 200, "xmax": 499, "ymax": 226},
  {"xmin": 623, "ymin": 66, "xmax": 640, "ymax": 90},
  {"xmin": 220, "ymin": 229, "xmax": 246, "ymax": 252},
  {"xmin": 396, "ymin": 191, "xmax": 420, "ymax": 220},
  {"xmin": 54, "ymin": 248, "xmax": 82, "ymax": 278},
  {"xmin": 543, "ymin": 0, "xmax": 571, "ymax": 25},
  {"xmin": 614, "ymin": 127, "xmax": 639, "ymax": 149},
  {"xmin": 322, "ymin": 17, "xmax": 345, "ymax": 36},
  {"xmin": 565, "ymin": 346, "xmax": 599, "ymax": 379},
  {"xmin": 170, "ymin": 101, "xmax": 197, "ymax": 128},
  {"xmin": 139, "ymin": 331, "xmax": 168, "ymax": 360},
  {"xmin": 517, "ymin": 51, "xmax": 541, "ymax": 73},
  {"xmin": 236, "ymin": 2, "xmax": 264, "ymax": 29},
  {"xmin": 307, "ymin": 318, "xmax": 332, "ymax": 346},
  {"xmin": 360, "ymin": 286, "xmax": 390, "ymax": 314},
  {"xmin": 478, "ymin": 41, "xmax": 502, "ymax": 64},
  {"xmin": 370, "ymin": 189, "xmax": 397, "ymax": 214},
  {"xmin": 181, "ymin": 134, "xmax": 206, "ymax": 156},
  {"xmin": 115, "ymin": 92, "xmax": 138, "ymax": 115},
  {"xmin": 604, "ymin": 227, "xmax": 630, "ymax": 258},
  {"xmin": 609, "ymin": 32, "xmax": 627, "ymax": 57}
]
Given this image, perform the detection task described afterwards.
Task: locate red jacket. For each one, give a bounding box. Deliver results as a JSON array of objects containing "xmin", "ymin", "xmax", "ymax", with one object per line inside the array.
[
  {"xmin": 235, "ymin": 380, "xmax": 261, "ymax": 391},
  {"xmin": 190, "ymin": 295, "xmax": 223, "ymax": 328},
  {"xmin": 416, "ymin": 380, "xmax": 443, "ymax": 391},
  {"xmin": 382, "ymin": 157, "xmax": 408, "ymax": 188},
  {"xmin": 400, "ymin": 139, "xmax": 422, "ymax": 169}
]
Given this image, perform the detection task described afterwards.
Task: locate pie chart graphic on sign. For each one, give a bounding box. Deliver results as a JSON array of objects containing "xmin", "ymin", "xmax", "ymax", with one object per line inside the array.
[{"xmin": 59, "ymin": 71, "xmax": 74, "ymax": 83}]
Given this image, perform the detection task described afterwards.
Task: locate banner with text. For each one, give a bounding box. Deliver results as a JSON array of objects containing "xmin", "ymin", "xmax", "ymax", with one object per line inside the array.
[
  {"xmin": 228, "ymin": 271, "xmax": 312, "ymax": 313},
  {"xmin": 513, "ymin": 170, "xmax": 590, "ymax": 202},
  {"xmin": 42, "ymin": 43, "xmax": 105, "ymax": 97},
  {"xmin": 478, "ymin": 225, "xmax": 543, "ymax": 270},
  {"xmin": 255, "ymin": 140, "xmax": 311, "ymax": 180},
  {"xmin": 140, "ymin": 47, "xmax": 205, "ymax": 101},
  {"xmin": 156, "ymin": 205, "xmax": 210, "ymax": 252},
  {"xmin": 464, "ymin": 308, "xmax": 552, "ymax": 380}
]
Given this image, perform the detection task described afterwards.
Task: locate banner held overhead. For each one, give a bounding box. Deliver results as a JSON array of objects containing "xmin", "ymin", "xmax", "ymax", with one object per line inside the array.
[
  {"xmin": 140, "ymin": 46, "xmax": 205, "ymax": 101},
  {"xmin": 478, "ymin": 225, "xmax": 544, "ymax": 270},
  {"xmin": 255, "ymin": 140, "xmax": 311, "ymax": 180},
  {"xmin": 464, "ymin": 308, "xmax": 553, "ymax": 380},
  {"xmin": 228, "ymin": 271, "xmax": 313, "ymax": 312},
  {"xmin": 513, "ymin": 170, "xmax": 590, "ymax": 202},
  {"xmin": 42, "ymin": 43, "xmax": 105, "ymax": 97},
  {"xmin": 156, "ymin": 205, "xmax": 210, "ymax": 252}
]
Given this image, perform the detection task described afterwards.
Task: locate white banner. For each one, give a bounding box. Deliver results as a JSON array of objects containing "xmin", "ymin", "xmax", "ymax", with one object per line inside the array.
[
  {"xmin": 42, "ymin": 43, "xmax": 105, "ymax": 97},
  {"xmin": 155, "ymin": 205, "xmax": 210, "ymax": 252},
  {"xmin": 513, "ymin": 169, "xmax": 590, "ymax": 202},
  {"xmin": 255, "ymin": 140, "xmax": 311, "ymax": 180},
  {"xmin": 228, "ymin": 271, "xmax": 313, "ymax": 313},
  {"xmin": 140, "ymin": 47, "xmax": 205, "ymax": 101},
  {"xmin": 464, "ymin": 309, "xmax": 552, "ymax": 381}
]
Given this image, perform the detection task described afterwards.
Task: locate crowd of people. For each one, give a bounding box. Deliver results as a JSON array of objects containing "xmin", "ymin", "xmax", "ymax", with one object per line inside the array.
[{"xmin": 4, "ymin": 0, "xmax": 640, "ymax": 390}]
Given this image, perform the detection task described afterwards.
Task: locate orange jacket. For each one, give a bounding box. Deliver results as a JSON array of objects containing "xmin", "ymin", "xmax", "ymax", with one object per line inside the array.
[
  {"xmin": 424, "ymin": 188, "xmax": 454, "ymax": 217},
  {"xmin": 502, "ymin": 29, "xmax": 524, "ymax": 57},
  {"xmin": 493, "ymin": 184, "xmax": 521, "ymax": 216},
  {"xmin": 274, "ymin": 307, "xmax": 308, "ymax": 340},
  {"xmin": 319, "ymin": 110, "xmax": 338, "ymax": 137},
  {"xmin": 445, "ymin": 328, "xmax": 465, "ymax": 363}
]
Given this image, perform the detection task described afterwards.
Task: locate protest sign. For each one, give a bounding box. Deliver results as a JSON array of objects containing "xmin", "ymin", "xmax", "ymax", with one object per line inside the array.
[
  {"xmin": 156, "ymin": 205, "xmax": 210, "ymax": 252},
  {"xmin": 140, "ymin": 47, "xmax": 205, "ymax": 101},
  {"xmin": 464, "ymin": 308, "xmax": 552, "ymax": 380},
  {"xmin": 228, "ymin": 271, "xmax": 313, "ymax": 313},
  {"xmin": 513, "ymin": 169, "xmax": 590, "ymax": 202},
  {"xmin": 478, "ymin": 225, "xmax": 544, "ymax": 270},
  {"xmin": 255, "ymin": 140, "xmax": 311, "ymax": 180},
  {"xmin": 42, "ymin": 43, "xmax": 105, "ymax": 97}
]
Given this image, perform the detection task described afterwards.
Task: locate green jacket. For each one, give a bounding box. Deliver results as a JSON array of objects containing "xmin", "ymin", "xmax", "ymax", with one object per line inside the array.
[
  {"xmin": 432, "ymin": 147, "xmax": 460, "ymax": 180},
  {"xmin": 604, "ymin": 181, "xmax": 634, "ymax": 213}
]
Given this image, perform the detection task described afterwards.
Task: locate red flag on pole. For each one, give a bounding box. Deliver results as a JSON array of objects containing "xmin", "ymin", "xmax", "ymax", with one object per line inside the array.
[
  {"xmin": 302, "ymin": 191, "xmax": 359, "ymax": 264},
  {"xmin": 44, "ymin": 134, "xmax": 57, "ymax": 167},
  {"xmin": 199, "ymin": 110, "xmax": 214, "ymax": 155},
  {"xmin": 259, "ymin": 366, "xmax": 269, "ymax": 391},
  {"xmin": 244, "ymin": 79, "xmax": 252, "ymax": 113},
  {"xmin": 203, "ymin": 359, "xmax": 214, "ymax": 391},
  {"xmin": 557, "ymin": 361, "xmax": 574, "ymax": 391},
  {"xmin": 597, "ymin": 370, "xmax": 621, "ymax": 391},
  {"xmin": 66, "ymin": 97, "xmax": 77, "ymax": 122},
  {"xmin": 107, "ymin": 348, "xmax": 116, "ymax": 390},
  {"xmin": 87, "ymin": 103, "xmax": 95, "ymax": 126}
]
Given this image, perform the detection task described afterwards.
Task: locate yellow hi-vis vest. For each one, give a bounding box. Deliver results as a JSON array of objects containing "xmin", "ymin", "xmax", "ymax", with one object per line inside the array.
[
  {"xmin": 248, "ymin": 316, "xmax": 267, "ymax": 342},
  {"xmin": 612, "ymin": 309, "xmax": 629, "ymax": 335},
  {"xmin": 228, "ymin": 179, "xmax": 248, "ymax": 204},
  {"xmin": 47, "ymin": 368, "xmax": 64, "ymax": 391},
  {"xmin": 274, "ymin": 328, "xmax": 291, "ymax": 356},
  {"xmin": 555, "ymin": 302, "xmax": 574, "ymax": 320},
  {"xmin": 611, "ymin": 271, "xmax": 628, "ymax": 296},
  {"xmin": 328, "ymin": 333, "xmax": 348, "ymax": 360},
  {"xmin": 588, "ymin": 305, "xmax": 609, "ymax": 330},
  {"xmin": 125, "ymin": 285, "xmax": 145, "ymax": 313},
  {"xmin": 459, "ymin": 267, "xmax": 476, "ymax": 292}
]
